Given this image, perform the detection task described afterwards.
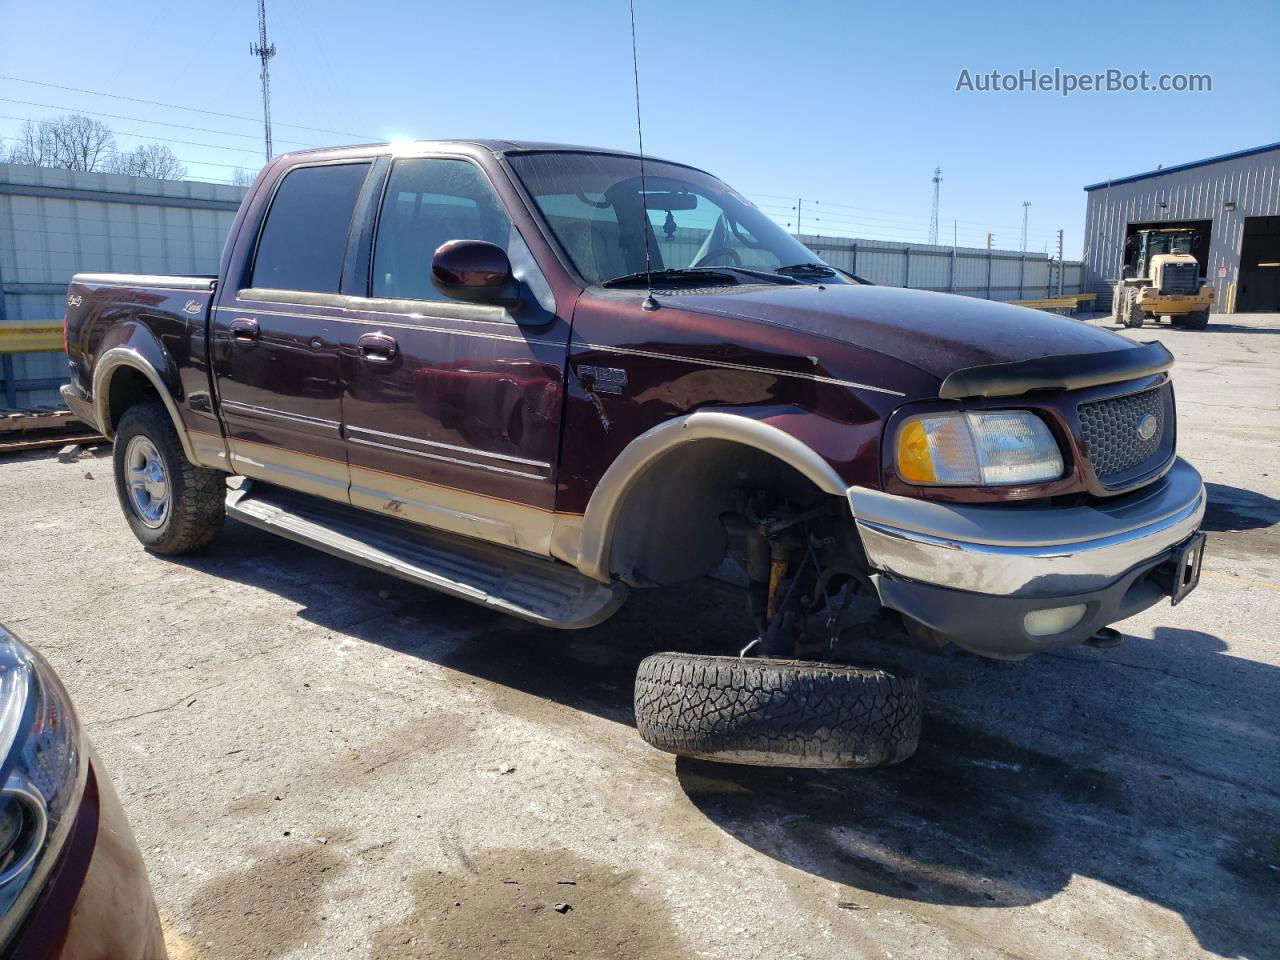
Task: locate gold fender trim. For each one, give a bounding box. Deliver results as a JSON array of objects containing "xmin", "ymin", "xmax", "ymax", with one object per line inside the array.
[
  {"xmin": 575, "ymin": 410, "xmax": 847, "ymax": 582},
  {"xmin": 92, "ymin": 347, "xmax": 215, "ymax": 466}
]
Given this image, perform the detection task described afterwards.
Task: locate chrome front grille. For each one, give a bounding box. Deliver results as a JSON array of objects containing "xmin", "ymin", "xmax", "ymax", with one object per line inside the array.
[
  {"xmin": 1078, "ymin": 384, "xmax": 1175, "ymax": 486},
  {"xmin": 1159, "ymin": 262, "xmax": 1199, "ymax": 295}
]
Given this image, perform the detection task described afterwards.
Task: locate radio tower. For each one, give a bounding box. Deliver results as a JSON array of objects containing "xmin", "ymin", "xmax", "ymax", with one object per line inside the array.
[
  {"xmin": 928, "ymin": 167, "xmax": 942, "ymax": 245},
  {"xmin": 250, "ymin": 0, "xmax": 277, "ymax": 163}
]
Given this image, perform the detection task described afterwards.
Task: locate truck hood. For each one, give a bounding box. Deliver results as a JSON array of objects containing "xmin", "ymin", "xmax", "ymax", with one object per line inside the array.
[{"xmin": 659, "ymin": 283, "xmax": 1134, "ymax": 381}]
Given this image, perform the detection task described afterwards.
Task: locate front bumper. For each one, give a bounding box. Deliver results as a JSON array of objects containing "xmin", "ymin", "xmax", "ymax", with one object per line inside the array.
[{"xmin": 850, "ymin": 458, "xmax": 1206, "ymax": 657}]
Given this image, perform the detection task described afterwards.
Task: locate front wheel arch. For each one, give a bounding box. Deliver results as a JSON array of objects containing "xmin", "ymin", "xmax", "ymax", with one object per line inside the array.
[{"xmin": 576, "ymin": 411, "xmax": 850, "ymax": 584}]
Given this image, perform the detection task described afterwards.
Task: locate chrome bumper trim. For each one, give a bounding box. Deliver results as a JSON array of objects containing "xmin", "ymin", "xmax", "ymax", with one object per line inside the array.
[{"xmin": 850, "ymin": 458, "xmax": 1205, "ymax": 597}]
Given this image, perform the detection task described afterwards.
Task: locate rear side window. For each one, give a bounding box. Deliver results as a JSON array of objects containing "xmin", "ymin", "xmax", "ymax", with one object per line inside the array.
[
  {"xmin": 251, "ymin": 163, "xmax": 370, "ymax": 293},
  {"xmin": 371, "ymin": 158, "xmax": 515, "ymax": 301}
]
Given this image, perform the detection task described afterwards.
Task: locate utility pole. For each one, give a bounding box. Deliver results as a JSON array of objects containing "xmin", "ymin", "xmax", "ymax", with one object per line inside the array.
[
  {"xmin": 1056, "ymin": 228, "xmax": 1065, "ymax": 295},
  {"xmin": 928, "ymin": 167, "xmax": 942, "ymax": 245},
  {"xmin": 250, "ymin": 0, "xmax": 277, "ymax": 163},
  {"xmin": 793, "ymin": 198, "xmax": 803, "ymax": 239},
  {"xmin": 1020, "ymin": 201, "xmax": 1031, "ymax": 253},
  {"xmin": 986, "ymin": 232, "xmax": 994, "ymax": 250}
]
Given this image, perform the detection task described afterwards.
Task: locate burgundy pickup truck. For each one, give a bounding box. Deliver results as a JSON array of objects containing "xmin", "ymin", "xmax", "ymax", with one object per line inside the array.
[{"xmin": 61, "ymin": 141, "xmax": 1206, "ymax": 767}]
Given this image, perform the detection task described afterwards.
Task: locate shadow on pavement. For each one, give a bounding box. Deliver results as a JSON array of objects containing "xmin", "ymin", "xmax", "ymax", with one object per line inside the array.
[
  {"xmin": 1203, "ymin": 481, "xmax": 1280, "ymax": 532},
  {"xmin": 1197, "ymin": 323, "xmax": 1280, "ymax": 335},
  {"xmin": 179, "ymin": 521, "xmax": 1279, "ymax": 959}
]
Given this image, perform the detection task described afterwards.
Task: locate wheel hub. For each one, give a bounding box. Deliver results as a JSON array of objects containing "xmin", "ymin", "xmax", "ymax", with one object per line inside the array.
[{"xmin": 125, "ymin": 436, "xmax": 170, "ymax": 528}]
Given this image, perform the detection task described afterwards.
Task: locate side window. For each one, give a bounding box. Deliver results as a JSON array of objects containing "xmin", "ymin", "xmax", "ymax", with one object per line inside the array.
[
  {"xmin": 372, "ymin": 158, "xmax": 515, "ymax": 301},
  {"xmin": 250, "ymin": 163, "xmax": 370, "ymax": 293}
]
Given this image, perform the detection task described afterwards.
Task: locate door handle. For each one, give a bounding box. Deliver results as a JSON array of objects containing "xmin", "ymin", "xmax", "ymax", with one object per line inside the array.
[
  {"xmin": 229, "ymin": 317, "xmax": 259, "ymax": 343},
  {"xmin": 358, "ymin": 332, "xmax": 399, "ymax": 364}
]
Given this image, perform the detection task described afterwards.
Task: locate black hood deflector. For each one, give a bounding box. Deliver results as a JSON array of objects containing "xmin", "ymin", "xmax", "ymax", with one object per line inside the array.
[{"xmin": 938, "ymin": 341, "xmax": 1174, "ymax": 399}]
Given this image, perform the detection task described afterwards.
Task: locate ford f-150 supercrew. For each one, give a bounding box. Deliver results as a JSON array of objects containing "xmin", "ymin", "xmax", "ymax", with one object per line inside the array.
[{"xmin": 61, "ymin": 141, "xmax": 1206, "ymax": 768}]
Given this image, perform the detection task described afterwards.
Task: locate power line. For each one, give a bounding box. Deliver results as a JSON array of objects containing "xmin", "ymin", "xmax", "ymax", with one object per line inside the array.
[
  {"xmin": 754, "ymin": 201, "xmax": 1057, "ymax": 246},
  {"xmin": 0, "ymin": 75, "xmax": 374, "ymax": 140},
  {"xmin": 0, "ymin": 133, "xmax": 258, "ymax": 174},
  {"xmin": 750, "ymin": 191, "xmax": 1045, "ymax": 235},
  {"xmin": 0, "ymin": 97, "xmax": 323, "ymax": 148},
  {"xmin": 0, "ymin": 113, "xmax": 269, "ymax": 158}
]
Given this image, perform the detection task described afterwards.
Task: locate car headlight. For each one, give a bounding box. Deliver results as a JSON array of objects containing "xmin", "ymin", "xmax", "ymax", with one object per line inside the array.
[
  {"xmin": 0, "ymin": 625, "xmax": 86, "ymax": 945},
  {"xmin": 896, "ymin": 410, "xmax": 1064, "ymax": 486}
]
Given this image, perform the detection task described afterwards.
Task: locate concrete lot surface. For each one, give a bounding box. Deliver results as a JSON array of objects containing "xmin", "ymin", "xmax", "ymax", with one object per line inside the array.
[{"xmin": 1, "ymin": 313, "xmax": 1277, "ymax": 960}]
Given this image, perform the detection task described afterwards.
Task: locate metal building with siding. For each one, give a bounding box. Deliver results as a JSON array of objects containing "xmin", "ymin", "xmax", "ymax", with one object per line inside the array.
[
  {"xmin": 0, "ymin": 163, "xmax": 245, "ymax": 408},
  {"xmin": 1082, "ymin": 142, "xmax": 1280, "ymax": 314}
]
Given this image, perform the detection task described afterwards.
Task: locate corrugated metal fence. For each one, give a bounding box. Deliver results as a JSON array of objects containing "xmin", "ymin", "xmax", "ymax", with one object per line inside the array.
[
  {"xmin": 0, "ymin": 163, "xmax": 244, "ymax": 408},
  {"xmin": 798, "ymin": 235, "xmax": 1084, "ymax": 301}
]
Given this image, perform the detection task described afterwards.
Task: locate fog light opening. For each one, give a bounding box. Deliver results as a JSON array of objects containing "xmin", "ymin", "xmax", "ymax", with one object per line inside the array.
[{"xmin": 1023, "ymin": 604, "xmax": 1088, "ymax": 638}]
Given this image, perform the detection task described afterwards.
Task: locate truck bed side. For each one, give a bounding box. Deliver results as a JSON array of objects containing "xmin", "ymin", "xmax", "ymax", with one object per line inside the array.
[{"xmin": 62, "ymin": 273, "xmax": 226, "ymax": 469}]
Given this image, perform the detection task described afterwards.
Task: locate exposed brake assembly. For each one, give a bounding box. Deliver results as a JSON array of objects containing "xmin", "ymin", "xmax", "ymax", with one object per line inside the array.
[{"xmin": 723, "ymin": 491, "xmax": 871, "ymax": 661}]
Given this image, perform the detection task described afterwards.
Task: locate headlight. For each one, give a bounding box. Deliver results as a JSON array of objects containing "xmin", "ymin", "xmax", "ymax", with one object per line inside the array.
[
  {"xmin": 0, "ymin": 625, "xmax": 85, "ymax": 946},
  {"xmin": 896, "ymin": 410, "xmax": 1064, "ymax": 486}
]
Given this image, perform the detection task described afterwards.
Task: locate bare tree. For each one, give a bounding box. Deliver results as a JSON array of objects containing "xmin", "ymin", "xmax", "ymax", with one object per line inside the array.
[
  {"xmin": 6, "ymin": 119, "xmax": 61, "ymax": 167},
  {"xmin": 109, "ymin": 144, "xmax": 188, "ymax": 181},
  {"xmin": 229, "ymin": 167, "xmax": 260, "ymax": 188},
  {"xmin": 6, "ymin": 114, "xmax": 117, "ymax": 171},
  {"xmin": 45, "ymin": 114, "xmax": 117, "ymax": 171}
]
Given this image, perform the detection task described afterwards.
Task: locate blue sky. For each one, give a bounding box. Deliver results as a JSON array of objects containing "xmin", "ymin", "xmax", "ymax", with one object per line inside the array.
[{"xmin": 1, "ymin": 0, "xmax": 1276, "ymax": 256}]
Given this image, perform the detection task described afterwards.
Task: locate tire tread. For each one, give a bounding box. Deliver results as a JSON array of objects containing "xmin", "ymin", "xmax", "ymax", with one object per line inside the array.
[{"xmin": 634, "ymin": 652, "xmax": 922, "ymax": 768}]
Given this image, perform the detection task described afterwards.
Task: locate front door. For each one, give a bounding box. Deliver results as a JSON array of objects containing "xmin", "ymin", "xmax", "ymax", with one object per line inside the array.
[
  {"xmin": 339, "ymin": 155, "xmax": 571, "ymax": 555},
  {"xmin": 211, "ymin": 160, "xmax": 372, "ymax": 500}
]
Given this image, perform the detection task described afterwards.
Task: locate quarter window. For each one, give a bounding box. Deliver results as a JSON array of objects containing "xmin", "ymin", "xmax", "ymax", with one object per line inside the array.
[
  {"xmin": 372, "ymin": 158, "xmax": 516, "ymax": 301},
  {"xmin": 251, "ymin": 163, "xmax": 370, "ymax": 293}
]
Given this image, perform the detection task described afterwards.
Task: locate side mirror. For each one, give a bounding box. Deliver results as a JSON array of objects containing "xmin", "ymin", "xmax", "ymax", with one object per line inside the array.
[{"xmin": 431, "ymin": 240, "xmax": 520, "ymax": 307}]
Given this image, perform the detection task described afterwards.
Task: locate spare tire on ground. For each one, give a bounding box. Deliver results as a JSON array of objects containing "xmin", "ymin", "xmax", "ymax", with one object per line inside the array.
[{"xmin": 634, "ymin": 652, "xmax": 922, "ymax": 768}]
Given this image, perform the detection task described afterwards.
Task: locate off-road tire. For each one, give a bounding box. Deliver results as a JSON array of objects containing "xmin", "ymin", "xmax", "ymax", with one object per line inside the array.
[
  {"xmin": 113, "ymin": 401, "xmax": 225, "ymax": 555},
  {"xmin": 1173, "ymin": 308, "xmax": 1210, "ymax": 330},
  {"xmin": 634, "ymin": 652, "xmax": 922, "ymax": 768},
  {"xmin": 1122, "ymin": 288, "xmax": 1146, "ymax": 328}
]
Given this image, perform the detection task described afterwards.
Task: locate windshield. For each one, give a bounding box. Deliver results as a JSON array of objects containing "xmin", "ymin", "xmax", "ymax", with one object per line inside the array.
[
  {"xmin": 506, "ymin": 151, "xmax": 838, "ymax": 287},
  {"xmin": 1148, "ymin": 232, "xmax": 1196, "ymax": 256}
]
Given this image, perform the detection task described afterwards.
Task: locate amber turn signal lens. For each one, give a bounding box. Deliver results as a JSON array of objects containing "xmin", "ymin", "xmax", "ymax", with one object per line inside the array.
[{"xmin": 896, "ymin": 419, "xmax": 937, "ymax": 483}]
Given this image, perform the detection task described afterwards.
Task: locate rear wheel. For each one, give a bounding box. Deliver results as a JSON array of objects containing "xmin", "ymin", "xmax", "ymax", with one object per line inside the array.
[
  {"xmin": 112, "ymin": 402, "xmax": 225, "ymax": 554},
  {"xmin": 634, "ymin": 652, "xmax": 921, "ymax": 768}
]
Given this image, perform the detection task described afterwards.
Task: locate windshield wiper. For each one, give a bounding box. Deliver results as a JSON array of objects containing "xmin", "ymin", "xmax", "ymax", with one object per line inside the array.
[
  {"xmin": 601, "ymin": 268, "xmax": 738, "ymax": 288},
  {"xmin": 774, "ymin": 262, "xmax": 837, "ymax": 278},
  {"xmin": 713, "ymin": 266, "xmax": 799, "ymax": 284}
]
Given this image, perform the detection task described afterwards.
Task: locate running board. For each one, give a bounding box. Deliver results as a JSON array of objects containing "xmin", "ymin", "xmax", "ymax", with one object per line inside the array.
[{"xmin": 225, "ymin": 483, "xmax": 627, "ymax": 629}]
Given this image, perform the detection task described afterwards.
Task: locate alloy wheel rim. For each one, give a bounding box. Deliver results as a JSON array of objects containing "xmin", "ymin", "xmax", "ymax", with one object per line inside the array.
[{"xmin": 124, "ymin": 436, "xmax": 171, "ymax": 528}]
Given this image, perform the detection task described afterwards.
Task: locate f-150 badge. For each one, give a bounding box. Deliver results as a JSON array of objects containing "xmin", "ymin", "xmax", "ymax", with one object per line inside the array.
[{"xmin": 578, "ymin": 364, "xmax": 628, "ymax": 396}]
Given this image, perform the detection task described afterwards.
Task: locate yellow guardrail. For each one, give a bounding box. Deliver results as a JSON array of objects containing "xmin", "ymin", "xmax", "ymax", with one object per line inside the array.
[
  {"xmin": 1008, "ymin": 293, "xmax": 1098, "ymax": 311},
  {"xmin": 0, "ymin": 324, "xmax": 64, "ymax": 354}
]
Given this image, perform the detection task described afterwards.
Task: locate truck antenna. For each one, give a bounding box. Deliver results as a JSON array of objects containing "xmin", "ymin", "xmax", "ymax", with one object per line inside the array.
[{"xmin": 628, "ymin": 0, "xmax": 658, "ymax": 311}]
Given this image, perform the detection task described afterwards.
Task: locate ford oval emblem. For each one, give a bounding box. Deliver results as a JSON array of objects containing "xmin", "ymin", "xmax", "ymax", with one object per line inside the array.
[{"xmin": 1137, "ymin": 413, "xmax": 1159, "ymax": 442}]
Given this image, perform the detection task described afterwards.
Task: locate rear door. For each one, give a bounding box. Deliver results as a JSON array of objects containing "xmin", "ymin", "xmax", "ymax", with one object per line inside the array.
[
  {"xmin": 211, "ymin": 160, "xmax": 371, "ymax": 500},
  {"xmin": 338, "ymin": 154, "xmax": 571, "ymax": 555}
]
